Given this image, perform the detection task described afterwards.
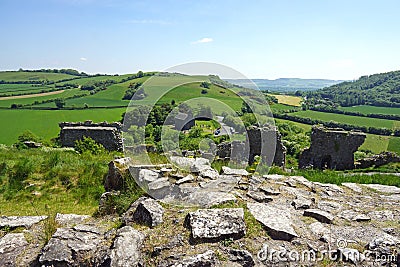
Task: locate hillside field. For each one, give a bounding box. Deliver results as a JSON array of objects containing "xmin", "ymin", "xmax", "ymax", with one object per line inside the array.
[
  {"xmin": 292, "ymin": 110, "xmax": 397, "ymax": 129},
  {"xmin": 270, "ymin": 94, "xmax": 302, "ymax": 106},
  {"xmin": 0, "ymin": 71, "xmax": 78, "ymax": 82},
  {"xmin": 340, "ymin": 105, "xmax": 400, "ymax": 115},
  {"xmin": 0, "ymin": 108, "xmax": 126, "ymax": 145}
]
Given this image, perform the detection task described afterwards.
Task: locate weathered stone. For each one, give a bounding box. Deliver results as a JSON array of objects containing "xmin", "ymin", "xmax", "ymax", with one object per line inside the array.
[
  {"xmin": 247, "ymin": 203, "xmax": 298, "ymax": 241},
  {"xmin": 357, "ymin": 151, "xmax": 400, "ymax": 169},
  {"xmin": 338, "ymin": 248, "xmax": 365, "ymax": 264},
  {"xmin": 341, "ymin": 182, "xmax": 362, "ymax": 193},
  {"xmin": 246, "ymin": 191, "xmax": 273, "ymax": 203},
  {"xmin": 317, "ymin": 201, "xmax": 342, "ymax": 213},
  {"xmin": 367, "ymin": 235, "xmax": 400, "ymax": 255},
  {"xmin": 247, "ymin": 125, "xmax": 286, "ymax": 167},
  {"xmin": 171, "ymin": 250, "xmax": 219, "ymax": 267},
  {"xmin": 110, "ymin": 226, "xmax": 145, "ymax": 267},
  {"xmin": 55, "ymin": 213, "xmax": 90, "ymax": 227},
  {"xmin": 189, "ymin": 158, "xmax": 210, "ymax": 173},
  {"xmin": 104, "ymin": 157, "xmax": 132, "ymax": 191},
  {"xmin": 222, "ymin": 166, "xmax": 249, "ymax": 176},
  {"xmin": 338, "ymin": 210, "xmax": 371, "ymax": 222},
  {"xmin": 292, "ymin": 196, "xmax": 312, "ymax": 210},
  {"xmin": 228, "ymin": 249, "xmax": 255, "ymax": 267},
  {"xmin": 138, "ymin": 169, "xmax": 159, "ymax": 183},
  {"xmin": 185, "ymin": 208, "xmax": 246, "ymax": 242},
  {"xmin": 259, "ymin": 186, "xmax": 280, "ymax": 196},
  {"xmin": 23, "ymin": 141, "xmax": 42, "ymax": 148},
  {"xmin": 299, "ymin": 125, "xmax": 366, "ymax": 170},
  {"xmin": 0, "ymin": 233, "xmax": 28, "ymax": 267},
  {"xmin": 362, "ymin": 184, "xmax": 400, "ymax": 194},
  {"xmin": 199, "ymin": 167, "xmax": 219, "ymax": 179},
  {"xmin": 59, "ymin": 121, "xmax": 123, "ymax": 151},
  {"xmin": 309, "ymin": 222, "xmax": 331, "ymax": 242},
  {"xmin": 147, "ymin": 177, "xmax": 171, "ymax": 197},
  {"xmin": 39, "ymin": 225, "xmax": 106, "ymax": 266},
  {"xmin": 176, "ymin": 174, "xmax": 195, "ymax": 185},
  {"xmin": 184, "ymin": 191, "xmax": 237, "ymax": 207},
  {"xmin": 123, "ymin": 197, "xmax": 164, "ymax": 227},
  {"xmin": 304, "ymin": 209, "xmax": 334, "ymax": 224},
  {"xmin": 0, "ymin": 215, "xmax": 47, "ymax": 228},
  {"xmin": 368, "ymin": 210, "xmax": 394, "ymax": 221}
]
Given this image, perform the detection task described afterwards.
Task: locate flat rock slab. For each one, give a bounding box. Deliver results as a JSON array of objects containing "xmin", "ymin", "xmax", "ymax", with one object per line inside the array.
[
  {"xmin": 171, "ymin": 250, "xmax": 219, "ymax": 267},
  {"xmin": 0, "ymin": 215, "xmax": 47, "ymax": 228},
  {"xmin": 185, "ymin": 208, "xmax": 246, "ymax": 242},
  {"xmin": 304, "ymin": 209, "xmax": 334, "ymax": 224},
  {"xmin": 246, "ymin": 191, "xmax": 273, "ymax": 203},
  {"xmin": 184, "ymin": 191, "xmax": 236, "ymax": 208},
  {"xmin": 292, "ymin": 196, "xmax": 312, "ymax": 210},
  {"xmin": 110, "ymin": 226, "xmax": 145, "ymax": 267},
  {"xmin": 55, "ymin": 213, "xmax": 90, "ymax": 227},
  {"xmin": 39, "ymin": 225, "xmax": 106, "ymax": 266},
  {"xmin": 175, "ymin": 174, "xmax": 195, "ymax": 185},
  {"xmin": 342, "ymin": 182, "xmax": 362, "ymax": 193},
  {"xmin": 247, "ymin": 203, "xmax": 298, "ymax": 241},
  {"xmin": 222, "ymin": 166, "xmax": 249, "ymax": 176},
  {"xmin": 362, "ymin": 184, "xmax": 400, "ymax": 194},
  {"xmin": 0, "ymin": 233, "xmax": 28, "ymax": 266}
]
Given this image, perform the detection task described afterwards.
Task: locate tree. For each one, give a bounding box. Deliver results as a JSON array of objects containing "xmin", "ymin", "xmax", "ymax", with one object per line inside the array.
[
  {"xmin": 137, "ymin": 70, "xmax": 144, "ymax": 78},
  {"xmin": 55, "ymin": 98, "xmax": 66, "ymax": 109},
  {"xmin": 200, "ymin": 82, "xmax": 210, "ymax": 89}
]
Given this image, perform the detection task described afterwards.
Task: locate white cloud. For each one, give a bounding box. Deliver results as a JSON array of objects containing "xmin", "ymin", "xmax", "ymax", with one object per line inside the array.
[
  {"xmin": 191, "ymin": 37, "xmax": 213, "ymax": 44},
  {"xmin": 80, "ymin": 57, "xmax": 88, "ymax": 61}
]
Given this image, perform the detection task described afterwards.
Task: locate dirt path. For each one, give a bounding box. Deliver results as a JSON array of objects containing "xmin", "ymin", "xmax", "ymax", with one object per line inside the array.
[{"xmin": 0, "ymin": 90, "xmax": 65, "ymax": 100}]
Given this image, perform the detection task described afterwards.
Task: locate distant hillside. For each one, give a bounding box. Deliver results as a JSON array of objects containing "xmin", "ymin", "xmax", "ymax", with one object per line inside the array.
[
  {"xmin": 309, "ymin": 70, "xmax": 400, "ymax": 107},
  {"xmin": 226, "ymin": 78, "xmax": 343, "ymax": 92}
]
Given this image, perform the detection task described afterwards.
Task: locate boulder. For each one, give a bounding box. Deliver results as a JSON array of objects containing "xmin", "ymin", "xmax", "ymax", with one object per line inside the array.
[
  {"xmin": 185, "ymin": 208, "xmax": 246, "ymax": 242},
  {"xmin": 259, "ymin": 186, "xmax": 280, "ymax": 196},
  {"xmin": 247, "ymin": 203, "xmax": 298, "ymax": 241},
  {"xmin": 55, "ymin": 213, "xmax": 90, "ymax": 227},
  {"xmin": 176, "ymin": 174, "xmax": 195, "ymax": 185},
  {"xmin": 309, "ymin": 222, "xmax": 330, "ymax": 242},
  {"xmin": 246, "ymin": 191, "xmax": 273, "ymax": 203},
  {"xmin": 292, "ymin": 196, "xmax": 312, "ymax": 210},
  {"xmin": 110, "ymin": 226, "xmax": 145, "ymax": 267},
  {"xmin": 304, "ymin": 209, "xmax": 334, "ymax": 224},
  {"xmin": 138, "ymin": 169, "xmax": 159, "ymax": 183},
  {"xmin": 122, "ymin": 197, "xmax": 164, "ymax": 227},
  {"xmin": 104, "ymin": 157, "xmax": 132, "ymax": 191}
]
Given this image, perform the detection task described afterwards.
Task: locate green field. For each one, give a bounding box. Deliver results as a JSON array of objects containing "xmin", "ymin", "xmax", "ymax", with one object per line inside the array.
[
  {"xmin": 0, "ymin": 71, "xmax": 77, "ymax": 82},
  {"xmin": 292, "ymin": 110, "xmax": 395, "ymax": 129},
  {"xmin": 0, "ymin": 84, "xmax": 54, "ymax": 95},
  {"xmin": 340, "ymin": 105, "xmax": 400, "ymax": 115},
  {"xmin": 0, "ymin": 108, "xmax": 126, "ymax": 145}
]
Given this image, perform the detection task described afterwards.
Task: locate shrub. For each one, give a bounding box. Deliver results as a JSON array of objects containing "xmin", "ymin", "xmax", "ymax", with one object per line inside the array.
[{"xmin": 75, "ymin": 137, "xmax": 106, "ymax": 155}]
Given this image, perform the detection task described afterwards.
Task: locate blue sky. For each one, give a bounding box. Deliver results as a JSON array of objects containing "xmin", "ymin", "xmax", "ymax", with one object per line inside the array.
[{"xmin": 1, "ymin": 0, "xmax": 400, "ymax": 80}]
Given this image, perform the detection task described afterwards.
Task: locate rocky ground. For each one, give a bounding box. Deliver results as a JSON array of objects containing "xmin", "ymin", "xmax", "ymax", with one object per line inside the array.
[{"xmin": 1, "ymin": 156, "xmax": 400, "ymax": 266}]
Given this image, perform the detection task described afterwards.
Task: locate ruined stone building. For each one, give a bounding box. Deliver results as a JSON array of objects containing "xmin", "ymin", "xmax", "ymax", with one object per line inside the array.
[
  {"xmin": 59, "ymin": 121, "xmax": 123, "ymax": 151},
  {"xmin": 299, "ymin": 125, "xmax": 366, "ymax": 170},
  {"xmin": 216, "ymin": 125, "xmax": 286, "ymax": 167}
]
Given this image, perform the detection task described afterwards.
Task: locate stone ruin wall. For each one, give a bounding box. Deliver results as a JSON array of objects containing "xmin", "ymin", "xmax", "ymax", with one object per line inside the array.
[
  {"xmin": 299, "ymin": 125, "xmax": 366, "ymax": 170},
  {"xmin": 216, "ymin": 125, "xmax": 286, "ymax": 167},
  {"xmin": 59, "ymin": 120, "xmax": 123, "ymax": 151}
]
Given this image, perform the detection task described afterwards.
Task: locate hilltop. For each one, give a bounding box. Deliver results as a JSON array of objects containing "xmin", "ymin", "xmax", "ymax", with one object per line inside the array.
[{"xmin": 308, "ymin": 70, "xmax": 400, "ymax": 107}]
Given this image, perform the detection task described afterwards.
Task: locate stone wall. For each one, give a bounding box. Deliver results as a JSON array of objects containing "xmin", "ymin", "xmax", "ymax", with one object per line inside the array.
[
  {"xmin": 356, "ymin": 151, "xmax": 400, "ymax": 169},
  {"xmin": 299, "ymin": 125, "xmax": 366, "ymax": 170},
  {"xmin": 59, "ymin": 120, "xmax": 123, "ymax": 151},
  {"xmin": 216, "ymin": 125, "xmax": 286, "ymax": 167}
]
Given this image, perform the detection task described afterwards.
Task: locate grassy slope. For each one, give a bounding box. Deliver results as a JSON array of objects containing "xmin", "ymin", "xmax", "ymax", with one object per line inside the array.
[
  {"xmin": 0, "ymin": 84, "xmax": 54, "ymax": 94},
  {"xmin": 0, "ymin": 71, "xmax": 77, "ymax": 82},
  {"xmin": 0, "ymin": 108, "xmax": 126, "ymax": 145},
  {"xmin": 340, "ymin": 105, "xmax": 400, "ymax": 115},
  {"xmin": 292, "ymin": 110, "xmax": 394, "ymax": 129}
]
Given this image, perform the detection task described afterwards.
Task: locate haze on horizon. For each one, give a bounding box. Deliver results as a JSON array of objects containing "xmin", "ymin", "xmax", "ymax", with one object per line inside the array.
[{"xmin": 1, "ymin": 0, "xmax": 400, "ymax": 80}]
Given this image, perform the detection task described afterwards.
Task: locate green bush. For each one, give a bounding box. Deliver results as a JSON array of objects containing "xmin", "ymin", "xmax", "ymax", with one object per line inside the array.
[{"xmin": 75, "ymin": 137, "xmax": 105, "ymax": 155}]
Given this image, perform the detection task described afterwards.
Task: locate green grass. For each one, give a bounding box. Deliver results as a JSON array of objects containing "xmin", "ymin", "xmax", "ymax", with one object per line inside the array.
[
  {"xmin": 0, "ymin": 84, "xmax": 54, "ymax": 94},
  {"xmin": 0, "ymin": 108, "xmax": 126, "ymax": 145},
  {"xmin": 292, "ymin": 110, "xmax": 395, "ymax": 129},
  {"xmin": 0, "ymin": 88, "xmax": 88, "ymax": 108},
  {"xmin": 340, "ymin": 105, "xmax": 400, "ymax": 115},
  {"xmin": 297, "ymin": 169, "xmax": 400, "ymax": 187},
  {"xmin": 388, "ymin": 137, "xmax": 400, "ymax": 153},
  {"xmin": 0, "ymin": 147, "xmax": 116, "ymax": 216},
  {"xmin": 0, "ymin": 71, "xmax": 77, "ymax": 82}
]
